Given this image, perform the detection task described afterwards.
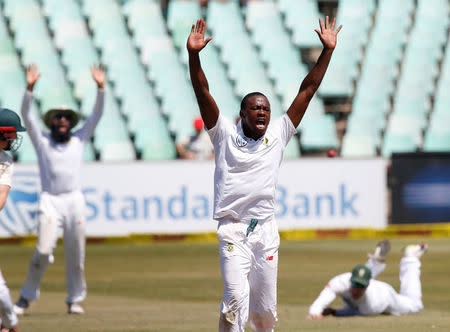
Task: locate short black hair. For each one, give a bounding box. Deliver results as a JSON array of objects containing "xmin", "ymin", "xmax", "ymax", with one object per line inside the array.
[{"xmin": 240, "ymin": 92, "xmax": 269, "ymax": 111}]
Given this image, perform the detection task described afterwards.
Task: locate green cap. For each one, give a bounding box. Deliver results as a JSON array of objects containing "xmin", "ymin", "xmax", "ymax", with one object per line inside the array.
[{"xmin": 350, "ymin": 264, "xmax": 371, "ymax": 288}]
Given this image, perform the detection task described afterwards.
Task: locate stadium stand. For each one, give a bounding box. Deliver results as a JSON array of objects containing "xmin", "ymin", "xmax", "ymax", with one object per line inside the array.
[
  {"xmin": 343, "ymin": 0, "xmax": 413, "ymax": 157},
  {"xmin": 0, "ymin": 0, "xmax": 448, "ymax": 160},
  {"xmin": 382, "ymin": 0, "xmax": 448, "ymax": 157},
  {"xmin": 279, "ymin": 0, "xmax": 323, "ymax": 49},
  {"xmin": 319, "ymin": 0, "xmax": 375, "ymax": 98}
]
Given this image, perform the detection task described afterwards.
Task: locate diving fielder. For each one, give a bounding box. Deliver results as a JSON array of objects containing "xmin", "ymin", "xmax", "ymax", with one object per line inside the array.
[
  {"xmin": 0, "ymin": 108, "xmax": 27, "ymax": 332},
  {"xmin": 187, "ymin": 18, "xmax": 341, "ymax": 331},
  {"xmin": 14, "ymin": 63, "xmax": 105, "ymax": 315},
  {"xmin": 308, "ymin": 240, "xmax": 428, "ymax": 318}
]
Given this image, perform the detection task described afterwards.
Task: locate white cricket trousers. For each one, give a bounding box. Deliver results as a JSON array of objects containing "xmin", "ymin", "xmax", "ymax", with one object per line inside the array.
[
  {"xmin": 20, "ymin": 191, "xmax": 87, "ymax": 305},
  {"xmin": 366, "ymin": 255, "xmax": 423, "ymax": 315},
  {"xmin": 0, "ymin": 270, "xmax": 18, "ymax": 329},
  {"xmin": 217, "ymin": 217, "xmax": 279, "ymax": 332},
  {"xmin": 393, "ymin": 256, "xmax": 423, "ymax": 314}
]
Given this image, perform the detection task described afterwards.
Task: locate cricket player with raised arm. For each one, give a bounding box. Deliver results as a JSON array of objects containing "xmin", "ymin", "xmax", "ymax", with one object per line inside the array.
[
  {"xmin": 308, "ymin": 240, "xmax": 428, "ymax": 318},
  {"xmin": 187, "ymin": 17, "xmax": 341, "ymax": 331},
  {"xmin": 0, "ymin": 108, "xmax": 26, "ymax": 332},
  {"xmin": 13, "ymin": 63, "xmax": 105, "ymax": 315}
]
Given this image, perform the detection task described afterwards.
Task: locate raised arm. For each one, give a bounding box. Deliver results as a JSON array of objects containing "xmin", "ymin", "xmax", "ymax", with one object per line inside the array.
[
  {"xmin": 21, "ymin": 63, "xmax": 43, "ymax": 148},
  {"xmin": 75, "ymin": 63, "xmax": 105, "ymax": 141},
  {"xmin": 187, "ymin": 19, "xmax": 219, "ymax": 129},
  {"xmin": 287, "ymin": 16, "xmax": 342, "ymax": 128}
]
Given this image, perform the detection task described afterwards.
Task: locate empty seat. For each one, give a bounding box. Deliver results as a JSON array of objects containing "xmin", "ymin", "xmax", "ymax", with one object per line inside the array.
[
  {"xmin": 341, "ymin": 135, "xmax": 377, "ymax": 157},
  {"xmin": 100, "ymin": 142, "xmax": 136, "ymax": 161},
  {"xmin": 167, "ymin": 0, "xmax": 201, "ymax": 49},
  {"xmin": 423, "ymin": 131, "xmax": 450, "ymax": 152},
  {"xmin": 279, "ymin": 0, "xmax": 323, "ymax": 48},
  {"xmin": 382, "ymin": 133, "xmax": 417, "ymax": 157},
  {"xmin": 283, "ymin": 136, "xmax": 301, "ymax": 159},
  {"xmin": 83, "ymin": 142, "xmax": 96, "ymax": 162},
  {"xmin": 300, "ymin": 112, "xmax": 338, "ymax": 150}
]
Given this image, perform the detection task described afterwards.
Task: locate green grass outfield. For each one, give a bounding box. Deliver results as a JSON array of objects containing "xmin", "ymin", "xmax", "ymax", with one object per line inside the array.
[{"xmin": 1, "ymin": 238, "xmax": 449, "ymax": 331}]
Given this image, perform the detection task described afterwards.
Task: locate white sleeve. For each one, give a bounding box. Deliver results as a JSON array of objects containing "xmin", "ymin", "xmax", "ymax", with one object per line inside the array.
[
  {"xmin": 309, "ymin": 286, "xmax": 337, "ymax": 315},
  {"xmin": 271, "ymin": 114, "xmax": 296, "ymax": 148},
  {"xmin": 308, "ymin": 273, "xmax": 350, "ymax": 316},
  {"xmin": 73, "ymin": 89, "xmax": 104, "ymax": 142},
  {"xmin": 207, "ymin": 114, "xmax": 233, "ymax": 146},
  {"xmin": 20, "ymin": 90, "xmax": 43, "ymax": 149},
  {"xmin": 0, "ymin": 162, "xmax": 13, "ymax": 187}
]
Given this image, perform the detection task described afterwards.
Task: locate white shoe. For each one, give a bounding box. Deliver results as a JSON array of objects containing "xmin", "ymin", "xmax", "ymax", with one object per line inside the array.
[
  {"xmin": 13, "ymin": 297, "xmax": 29, "ymax": 315},
  {"xmin": 369, "ymin": 239, "xmax": 391, "ymax": 262},
  {"xmin": 68, "ymin": 303, "xmax": 84, "ymax": 314},
  {"xmin": 13, "ymin": 304, "xmax": 26, "ymax": 316},
  {"xmin": 403, "ymin": 243, "xmax": 428, "ymax": 258}
]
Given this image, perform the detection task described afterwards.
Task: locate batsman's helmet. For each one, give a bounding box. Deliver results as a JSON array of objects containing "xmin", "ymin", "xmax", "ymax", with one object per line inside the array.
[{"xmin": 0, "ymin": 108, "xmax": 26, "ymax": 151}]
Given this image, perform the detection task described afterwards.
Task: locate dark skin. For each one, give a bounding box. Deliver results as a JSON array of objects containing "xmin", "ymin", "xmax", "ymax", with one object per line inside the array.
[
  {"xmin": 50, "ymin": 114, "xmax": 71, "ymax": 141},
  {"xmin": 187, "ymin": 17, "xmax": 341, "ymax": 139},
  {"xmin": 350, "ymin": 284, "xmax": 367, "ymax": 300},
  {"xmin": 240, "ymin": 95, "xmax": 271, "ymax": 140}
]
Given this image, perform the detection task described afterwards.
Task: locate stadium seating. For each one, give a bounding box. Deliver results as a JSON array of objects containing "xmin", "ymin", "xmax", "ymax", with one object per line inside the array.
[
  {"xmin": 423, "ymin": 131, "xmax": 450, "ymax": 152},
  {"xmin": 0, "ymin": 0, "xmax": 448, "ymax": 161},
  {"xmin": 284, "ymin": 135, "xmax": 301, "ymax": 159},
  {"xmin": 318, "ymin": 0, "xmax": 375, "ymax": 98},
  {"xmin": 341, "ymin": 135, "xmax": 377, "ymax": 158},
  {"xmin": 382, "ymin": 0, "xmax": 448, "ymax": 155},
  {"xmin": 299, "ymin": 97, "xmax": 338, "ymax": 150},
  {"xmin": 381, "ymin": 133, "xmax": 417, "ymax": 157},
  {"xmin": 350, "ymin": 0, "xmax": 411, "ymax": 134},
  {"xmin": 279, "ymin": 0, "xmax": 323, "ymax": 49},
  {"xmin": 167, "ymin": 0, "xmax": 201, "ymax": 50},
  {"xmin": 0, "ymin": 15, "xmax": 25, "ymax": 111}
]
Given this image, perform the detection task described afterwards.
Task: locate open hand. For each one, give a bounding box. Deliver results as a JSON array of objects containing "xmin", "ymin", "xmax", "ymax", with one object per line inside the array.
[
  {"xmin": 315, "ymin": 16, "xmax": 342, "ymax": 50},
  {"xmin": 187, "ymin": 18, "xmax": 212, "ymax": 54},
  {"xmin": 26, "ymin": 63, "xmax": 40, "ymax": 91},
  {"xmin": 90, "ymin": 63, "xmax": 105, "ymax": 89}
]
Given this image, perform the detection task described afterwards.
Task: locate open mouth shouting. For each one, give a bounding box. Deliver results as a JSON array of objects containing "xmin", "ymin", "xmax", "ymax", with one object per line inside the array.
[{"xmin": 256, "ymin": 118, "xmax": 266, "ymax": 131}]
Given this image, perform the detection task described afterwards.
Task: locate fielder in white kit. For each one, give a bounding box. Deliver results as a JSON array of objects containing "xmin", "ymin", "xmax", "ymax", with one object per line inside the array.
[
  {"xmin": 187, "ymin": 18, "xmax": 341, "ymax": 331},
  {"xmin": 0, "ymin": 108, "xmax": 27, "ymax": 332},
  {"xmin": 14, "ymin": 63, "xmax": 105, "ymax": 315},
  {"xmin": 308, "ymin": 240, "xmax": 428, "ymax": 318}
]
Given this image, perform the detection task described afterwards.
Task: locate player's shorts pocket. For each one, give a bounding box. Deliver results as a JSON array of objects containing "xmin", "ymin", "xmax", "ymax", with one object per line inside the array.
[
  {"xmin": 217, "ymin": 219, "xmax": 245, "ymax": 243},
  {"xmin": 259, "ymin": 218, "xmax": 280, "ymax": 249}
]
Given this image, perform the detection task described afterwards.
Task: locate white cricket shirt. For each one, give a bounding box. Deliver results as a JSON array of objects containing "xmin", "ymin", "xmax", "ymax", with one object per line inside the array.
[
  {"xmin": 0, "ymin": 151, "xmax": 13, "ymax": 187},
  {"xmin": 21, "ymin": 90, "xmax": 104, "ymax": 195},
  {"xmin": 0, "ymin": 151, "xmax": 13, "ymax": 285},
  {"xmin": 309, "ymin": 272, "xmax": 402, "ymax": 316},
  {"xmin": 207, "ymin": 113, "xmax": 296, "ymax": 222}
]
